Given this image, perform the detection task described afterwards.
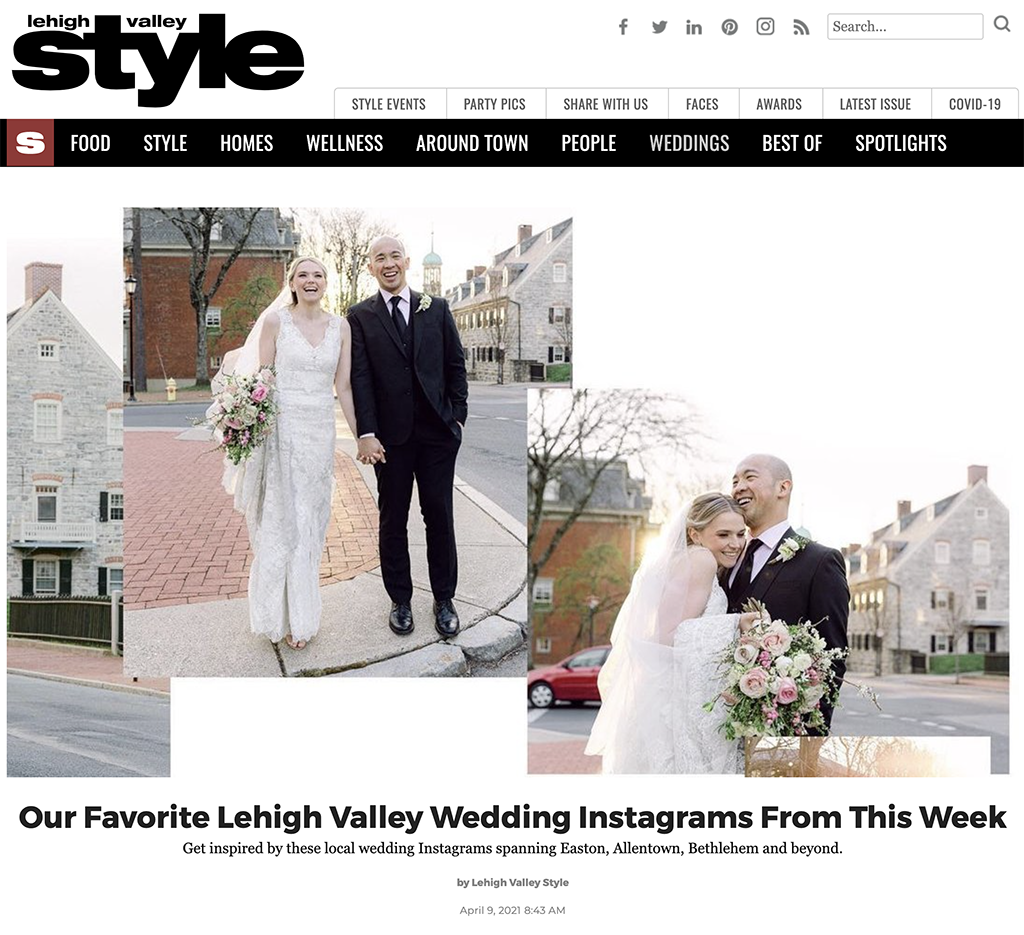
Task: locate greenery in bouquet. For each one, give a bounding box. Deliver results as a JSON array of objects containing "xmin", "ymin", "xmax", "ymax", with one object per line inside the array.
[
  {"xmin": 703, "ymin": 599, "xmax": 847, "ymax": 740},
  {"xmin": 199, "ymin": 367, "xmax": 278, "ymax": 465}
]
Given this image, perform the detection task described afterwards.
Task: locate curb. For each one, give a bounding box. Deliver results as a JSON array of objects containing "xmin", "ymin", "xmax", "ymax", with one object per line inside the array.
[
  {"xmin": 453, "ymin": 475, "xmax": 526, "ymax": 545},
  {"xmin": 7, "ymin": 668, "xmax": 170, "ymax": 698}
]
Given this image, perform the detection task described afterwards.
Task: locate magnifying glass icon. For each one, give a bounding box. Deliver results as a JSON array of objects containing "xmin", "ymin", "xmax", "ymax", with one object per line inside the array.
[{"xmin": 994, "ymin": 15, "xmax": 1010, "ymax": 31}]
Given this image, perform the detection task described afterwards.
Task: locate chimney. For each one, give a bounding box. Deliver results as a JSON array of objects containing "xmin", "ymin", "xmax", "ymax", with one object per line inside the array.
[
  {"xmin": 473, "ymin": 265, "xmax": 486, "ymax": 277},
  {"xmin": 465, "ymin": 269, "xmax": 474, "ymax": 283},
  {"xmin": 25, "ymin": 262, "xmax": 62, "ymax": 302},
  {"xmin": 897, "ymin": 500, "xmax": 912, "ymax": 518},
  {"xmin": 517, "ymin": 224, "xmax": 533, "ymax": 244},
  {"xmin": 968, "ymin": 465, "xmax": 988, "ymax": 486}
]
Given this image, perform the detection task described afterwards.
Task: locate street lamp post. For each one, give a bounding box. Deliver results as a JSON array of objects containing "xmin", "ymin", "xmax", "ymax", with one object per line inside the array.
[
  {"xmin": 124, "ymin": 274, "xmax": 137, "ymax": 402},
  {"xmin": 587, "ymin": 594, "xmax": 600, "ymax": 646},
  {"xmin": 497, "ymin": 341, "xmax": 505, "ymax": 386}
]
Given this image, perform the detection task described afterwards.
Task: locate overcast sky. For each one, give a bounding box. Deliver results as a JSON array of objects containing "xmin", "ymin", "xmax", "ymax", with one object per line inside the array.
[{"xmin": 289, "ymin": 206, "xmax": 571, "ymax": 294}]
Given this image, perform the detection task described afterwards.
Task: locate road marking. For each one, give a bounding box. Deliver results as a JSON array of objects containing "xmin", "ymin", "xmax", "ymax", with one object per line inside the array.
[
  {"xmin": 496, "ymin": 416, "xmax": 510, "ymax": 421},
  {"xmin": 878, "ymin": 713, "xmax": 894, "ymax": 719},
  {"xmin": 938, "ymin": 724, "xmax": 957, "ymax": 731},
  {"xmin": 899, "ymin": 716, "xmax": 917, "ymax": 722},
  {"xmin": 920, "ymin": 721, "xmax": 938, "ymax": 727},
  {"xmin": 527, "ymin": 709, "xmax": 547, "ymax": 723}
]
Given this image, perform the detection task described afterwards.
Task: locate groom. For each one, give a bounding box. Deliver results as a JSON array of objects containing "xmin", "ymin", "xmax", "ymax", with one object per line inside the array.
[
  {"xmin": 726, "ymin": 454, "xmax": 849, "ymax": 731},
  {"xmin": 348, "ymin": 236, "xmax": 469, "ymax": 638}
]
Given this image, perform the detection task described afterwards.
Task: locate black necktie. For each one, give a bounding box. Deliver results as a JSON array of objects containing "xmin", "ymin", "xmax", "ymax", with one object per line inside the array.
[
  {"xmin": 390, "ymin": 295, "xmax": 407, "ymax": 342},
  {"xmin": 731, "ymin": 538, "xmax": 763, "ymax": 601}
]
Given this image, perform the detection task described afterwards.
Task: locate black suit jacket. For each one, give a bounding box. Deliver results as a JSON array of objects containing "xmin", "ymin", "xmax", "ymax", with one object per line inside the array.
[
  {"xmin": 347, "ymin": 290, "xmax": 469, "ymax": 447},
  {"xmin": 727, "ymin": 529, "xmax": 850, "ymax": 721}
]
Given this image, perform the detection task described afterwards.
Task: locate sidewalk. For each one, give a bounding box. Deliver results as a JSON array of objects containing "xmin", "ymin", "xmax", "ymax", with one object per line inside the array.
[
  {"xmin": 528, "ymin": 728, "xmax": 601, "ymax": 775},
  {"xmin": 7, "ymin": 639, "xmax": 170, "ymax": 695},
  {"xmin": 123, "ymin": 428, "xmax": 527, "ymax": 677}
]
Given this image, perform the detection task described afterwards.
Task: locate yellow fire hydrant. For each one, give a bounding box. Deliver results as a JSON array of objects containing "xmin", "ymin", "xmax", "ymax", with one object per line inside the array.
[{"xmin": 166, "ymin": 377, "xmax": 177, "ymax": 402}]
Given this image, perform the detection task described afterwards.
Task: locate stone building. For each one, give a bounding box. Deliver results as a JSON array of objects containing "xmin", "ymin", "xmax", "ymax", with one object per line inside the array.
[
  {"xmin": 448, "ymin": 219, "xmax": 572, "ymax": 382},
  {"xmin": 126, "ymin": 208, "xmax": 298, "ymax": 387},
  {"xmin": 845, "ymin": 466, "xmax": 1008, "ymax": 674},
  {"xmin": 531, "ymin": 459, "xmax": 656, "ymax": 664},
  {"xmin": 7, "ymin": 263, "xmax": 123, "ymax": 597}
]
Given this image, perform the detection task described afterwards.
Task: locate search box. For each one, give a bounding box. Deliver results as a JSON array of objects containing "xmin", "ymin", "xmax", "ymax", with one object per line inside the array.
[{"xmin": 827, "ymin": 14, "xmax": 984, "ymax": 39}]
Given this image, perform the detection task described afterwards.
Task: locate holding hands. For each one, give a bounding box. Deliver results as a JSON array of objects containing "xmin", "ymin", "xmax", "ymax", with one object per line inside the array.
[{"xmin": 357, "ymin": 436, "xmax": 387, "ymax": 465}]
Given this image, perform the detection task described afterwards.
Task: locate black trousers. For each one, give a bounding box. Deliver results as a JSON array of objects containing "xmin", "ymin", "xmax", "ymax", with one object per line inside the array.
[{"xmin": 374, "ymin": 418, "xmax": 460, "ymax": 603}]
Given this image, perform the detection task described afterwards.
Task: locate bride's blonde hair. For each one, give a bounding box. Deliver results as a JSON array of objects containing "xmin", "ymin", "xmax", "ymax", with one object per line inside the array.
[
  {"xmin": 686, "ymin": 493, "xmax": 744, "ymax": 545},
  {"xmin": 285, "ymin": 255, "xmax": 329, "ymax": 306}
]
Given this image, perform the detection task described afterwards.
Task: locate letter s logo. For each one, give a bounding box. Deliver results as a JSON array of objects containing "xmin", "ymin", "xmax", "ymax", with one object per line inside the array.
[{"xmin": 16, "ymin": 131, "xmax": 46, "ymax": 154}]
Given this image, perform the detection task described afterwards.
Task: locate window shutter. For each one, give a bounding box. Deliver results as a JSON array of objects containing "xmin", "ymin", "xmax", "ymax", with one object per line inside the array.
[
  {"xmin": 99, "ymin": 491, "xmax": 108, "ymax": 522},
  {"xmin": 547, "ymin": 347, "xmax": 553, "ymax": 363},
  {"xmin": 948, "ymin": 593, "xmax": 954, "ymax": 611},
  {"xmin": 930, "ymin": 591, "xmax": 935, "ymax": 609},
  {"xmin": 22, "ymin": 559, "xmax": 34, "ymax": 596},
  {"xmin": 565, "ymin": 308, "xmax": 571, "ymax": 323},
  {"xmin": 59, "ymin": 560, "xmax": 72, "ymax": 595},
  {"xmin": 98, "ymin": 567, "xmax": 108, "ymax": 596},
  {"xmin": 967, "ymin": 632, "xmax": 974, "ymax": 653},
  {"xmin": 548, "ymin": 307, "xmax": 554, "ymax": 323},
  {"xmin": 930, "ymin": 635, "xmax": 936, "ymax": 652},
  {"xmin": 565, "ymin": 347, "xmax": 571, "ymax": 362}
]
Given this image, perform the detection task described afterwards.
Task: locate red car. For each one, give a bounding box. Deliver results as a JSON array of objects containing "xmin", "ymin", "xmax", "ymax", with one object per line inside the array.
[{"xmin": 527, "ymin": 645, "xmax": 611, "ymax": 707}]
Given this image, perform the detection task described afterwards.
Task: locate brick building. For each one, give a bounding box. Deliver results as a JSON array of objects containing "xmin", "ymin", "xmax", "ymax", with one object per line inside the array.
[
  {"xmin": 126, "ymin": 208, "xmax": 298, "ymax": 387},
  {"xmin": 7, "ymin": 263, "xmax": 123, "ymax": 597},
  {"xmin": 845, "ymin": 465, "xmax": 1009, "ymax": 674},
  {"xmin": 448, "ymin": 219, "xmax": 572, "ymax": 382},
  {"xmin": 531, "ymin": 460, "xmax": 657, "ymax": 664}
]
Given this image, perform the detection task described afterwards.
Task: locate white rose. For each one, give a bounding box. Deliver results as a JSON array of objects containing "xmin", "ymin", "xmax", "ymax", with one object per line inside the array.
[
  {"xmin": 726, "ymin": 664, "xmax": 744, "ymax": 688},
  {"xmin": 734, "ymin": 643, "xmax": 758, "ymax": 665},
  {"xmin": 812, "ymin": 636, "xmax": 827, "ymax": 653},
  {"xmin": 775, "ymin": 655, "xmax": 793, "ymax": 676},
  {"xmin": 792, "ymin": 652, "xmax": 812, "ymax": 672},
  {"xmin": 799, "ymin": 685, "xmax": 825, "ymax": 712}
]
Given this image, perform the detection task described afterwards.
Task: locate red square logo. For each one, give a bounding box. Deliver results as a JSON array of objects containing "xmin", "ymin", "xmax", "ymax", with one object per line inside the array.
[{"xmin": 6, "ymin": 119, "xmax": 55, "ymax": 166}]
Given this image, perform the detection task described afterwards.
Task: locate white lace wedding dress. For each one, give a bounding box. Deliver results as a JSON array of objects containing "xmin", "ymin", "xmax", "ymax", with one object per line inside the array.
[
  {"xmin": 671, "ymin": 576, "xmax": 743, "ymax": 774},
  {"xmin": 247, "ymin": 308, "xmax": 342, "ymax": 643},
  {"xmin": 589, "ymin": 573, "xmax": 741, "ymax": 774}
]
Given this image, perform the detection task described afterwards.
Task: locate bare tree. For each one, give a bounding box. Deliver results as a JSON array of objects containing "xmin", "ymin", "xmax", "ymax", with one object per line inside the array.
[
  {"xmin": 219, "ymin": 270, "xmax": 282, "ymax": 345},
  {"xmin": 551, "ymin": 306, "xmax": 572, "ymax": 364},
  {"xmin": 156, "ymin": 207, "xmax": 264, "ymax": 387},
  {"xmin": 294, "ymin": 208, "xmax": 392, "ymax": 313},
  {"xmin": 528, "ymin": 389, "xmax": 701, "ymax": 603},
  {"xmin": 940, "ymin": 589, "xmax": 973, "ymax": 685}
]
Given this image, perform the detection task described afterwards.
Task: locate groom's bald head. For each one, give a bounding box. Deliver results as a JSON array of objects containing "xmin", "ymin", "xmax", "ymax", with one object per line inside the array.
[{"xmin": 732, "ymin": 454, "xmax": 793, "ymax": 535}]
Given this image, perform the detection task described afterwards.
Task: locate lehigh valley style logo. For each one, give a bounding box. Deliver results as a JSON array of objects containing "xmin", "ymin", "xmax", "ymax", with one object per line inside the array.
[{"xmin": 12, "ymin": 13, "xmax": 304, "ymax": 107}]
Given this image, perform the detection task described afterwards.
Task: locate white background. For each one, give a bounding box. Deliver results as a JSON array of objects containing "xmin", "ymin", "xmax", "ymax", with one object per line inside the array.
[{"xmin": 3, "ymin": 1, "xmax": 1022, "ymax": 930}]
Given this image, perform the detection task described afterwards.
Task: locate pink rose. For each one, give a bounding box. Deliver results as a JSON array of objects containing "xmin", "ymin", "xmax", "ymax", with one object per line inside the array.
[
  {"xmin": 226, "ymin": 418, "xmax": 242, "ymax": 430},
  {"xmin": 738, "ymin": 667, "xmax": 769, "ymax": 699},
  {"xmin": 774, "ymin": 677, "xmax": 798, "ymax": 705},
  {"xmin": 760, "ymin": 624, "xmax": 793, "ymax": 657},
  {"xmin": 251, "ymin": 384, "xmax": 268, "ymax": 403}
]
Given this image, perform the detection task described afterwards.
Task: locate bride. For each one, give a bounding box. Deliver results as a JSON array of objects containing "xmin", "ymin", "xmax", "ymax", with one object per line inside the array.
[
  {"xmin": 215, "ymin": 256, "xmax": 367, "ymax": 650},
  {"xmin": 585, "ymin": 493, "xmax": 759, "ymax": 773}
]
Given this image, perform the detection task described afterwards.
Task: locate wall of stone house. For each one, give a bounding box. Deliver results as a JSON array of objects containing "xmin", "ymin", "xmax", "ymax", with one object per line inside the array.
[
  {"xmin": 7, "ymin": 293, "xmax": 122, "ymax": 596},
  {"xmin": 869, "ymin": 484, "xmax": 1010, "ymax": 661}
]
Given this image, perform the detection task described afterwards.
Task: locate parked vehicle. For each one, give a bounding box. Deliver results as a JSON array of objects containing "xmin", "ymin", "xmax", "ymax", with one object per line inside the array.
[{"xmin": 527, "ymin": 645, "xmax": 611, "ymax": 707}]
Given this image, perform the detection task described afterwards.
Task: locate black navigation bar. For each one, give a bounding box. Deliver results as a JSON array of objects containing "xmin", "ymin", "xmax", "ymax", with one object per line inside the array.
[{"xmin": 5, "ymin": 118, "xmax": 1023, "ymax": 166}]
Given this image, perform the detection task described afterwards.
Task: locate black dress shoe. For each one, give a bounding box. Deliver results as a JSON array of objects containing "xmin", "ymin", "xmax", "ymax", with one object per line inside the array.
[
  {"xmin": 433, "ymin": 599, "xmax": 460, "ymax": 638},
  {"xmin": 389, "ymin": 602, "xmax": 414, "ymax": 635}
]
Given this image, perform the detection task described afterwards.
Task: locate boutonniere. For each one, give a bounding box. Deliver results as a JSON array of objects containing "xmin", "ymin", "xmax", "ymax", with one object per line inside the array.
[
  {"xmin": 417, "ymin": 294, "xmax": 432, "ymax": 313},
  {"xmin": 768, "ymin": 534, "xmax": 811, "ymax": 565}
]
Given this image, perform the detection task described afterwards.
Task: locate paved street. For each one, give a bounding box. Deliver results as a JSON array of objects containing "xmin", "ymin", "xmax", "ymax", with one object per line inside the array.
[
  {"xmin": 7, "ymin": 674, "xmax": 170, "ymax": 777},
  {"xmin": 124, "ymin": 383, "xmax": 526, "ymax": 520},
  {"xmin": 528, "ymin": 674, "xmax": 1009, "ymax": 774}
]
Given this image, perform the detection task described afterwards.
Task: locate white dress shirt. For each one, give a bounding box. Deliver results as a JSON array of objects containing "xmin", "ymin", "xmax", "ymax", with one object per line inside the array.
[{"xmin": 729, "ymin": 518, "xmax": 793, "ymax": 588}]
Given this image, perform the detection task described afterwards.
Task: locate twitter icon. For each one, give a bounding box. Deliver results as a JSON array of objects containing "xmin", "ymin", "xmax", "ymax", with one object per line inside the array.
[{"xmin": 652, "ymin": 20, "xmax": 667, "ymax": 33}]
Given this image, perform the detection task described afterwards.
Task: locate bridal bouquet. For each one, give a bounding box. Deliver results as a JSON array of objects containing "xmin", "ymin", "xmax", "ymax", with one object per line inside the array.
[
  {"xmin": 200, "ymin": 367, "xmax": 278, "ymax": 464},
  {"xmin": 703, "ymin": 601, "xmax": 847, "ymax": 740}
]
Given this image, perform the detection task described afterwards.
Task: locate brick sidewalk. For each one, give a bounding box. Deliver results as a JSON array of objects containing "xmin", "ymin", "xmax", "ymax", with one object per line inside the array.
[
  {"xmin": 124, "ymin": 432, "xmax": 379, "ymax": 610},
  {"xmin": 8, "ymin": 639, "xmax": 169, "ymax": 693},
  {"xmin": 528, "ymin": 735, "xmax": 602, "ymax": 775}
]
